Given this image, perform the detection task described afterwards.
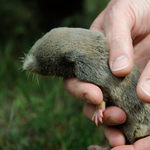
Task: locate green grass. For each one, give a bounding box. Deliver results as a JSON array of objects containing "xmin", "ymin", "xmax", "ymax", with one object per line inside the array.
[
  {"xmin": 0, "ymin": 38, "xmax": 107, "ymax": 150},
  {"xmin": 0, "ymin": 0, "xmax": 110, "ymax": 149},
  {"xmin": 1, "ymin": 60, "xmax": 106, "ymax": 149}
]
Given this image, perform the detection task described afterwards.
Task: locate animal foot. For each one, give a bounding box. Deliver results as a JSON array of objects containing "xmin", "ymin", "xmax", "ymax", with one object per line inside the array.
[{"xmin": 92, "ymin": 101, "xmax": 106, "ymax": 126}]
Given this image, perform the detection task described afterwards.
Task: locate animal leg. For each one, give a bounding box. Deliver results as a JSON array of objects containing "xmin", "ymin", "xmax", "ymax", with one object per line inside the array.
[{"xmin": 92, "ymin": 101, "xmax": 106, "ymax": 126}]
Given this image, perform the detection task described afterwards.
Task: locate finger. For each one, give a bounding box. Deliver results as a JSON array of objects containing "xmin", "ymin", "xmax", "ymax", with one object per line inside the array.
[
  {"xmin": 89, "ymin": 0, "xmax": 118, "ymax": 32},
  {"xmin": 63, "ymin": 77, "xmax": 103, "ymax": 105},
  {"xmin": 134, "ymin": 136, "xmax": 150, "ymax": 150},
  {"xmin": 87, "ymin": 145, "xmax": 111, "ymax": 150},
  {"xmin": 111, "ymin": 136, "xmax": 150, "ymax": 150},
  {"xmin": 103, "ymin": 1, "xmax": 134, "ymax": 77},
  {"xmin": 111, "ymin": 145, "xmax": 134, "ymax": 150},
  {"xmin": 83, "ymin": 104, "xmax": 126, "ymax": 126},
  {"xmin": 104, "ymin": 126, "xmax": 126, "ymax": 147},
  {"xmin": 90, "ymin": 10, "xmax": 106, "ymax": 32},
  {"xmin": 137, "ymin": 60, "xmax": 150, "ymax": 103}
]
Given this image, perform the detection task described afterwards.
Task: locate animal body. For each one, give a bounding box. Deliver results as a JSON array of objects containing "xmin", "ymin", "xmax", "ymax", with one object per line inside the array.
[{"xmin": 23, "ymin": 27, "xmax": 150, "ymax": 146}]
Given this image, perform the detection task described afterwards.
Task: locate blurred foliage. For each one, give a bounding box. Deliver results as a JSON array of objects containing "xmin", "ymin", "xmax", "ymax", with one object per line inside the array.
[
  {"xmin": 1, "ymin": 0, "xmax": 109, "ymax": 149},
  {"xmin": 62, "ymin": 0, "xmax": 109, "ymax": 28}
]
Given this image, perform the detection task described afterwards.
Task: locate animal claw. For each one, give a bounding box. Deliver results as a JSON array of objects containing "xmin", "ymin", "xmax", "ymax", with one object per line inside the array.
[{"xmin": 92, "ymin": 101, "xmax": 106, "ymax": 126}]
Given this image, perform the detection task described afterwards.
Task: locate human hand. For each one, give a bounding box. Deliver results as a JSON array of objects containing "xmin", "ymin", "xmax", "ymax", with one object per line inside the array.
[
  {"xmin": 63, "ymin": 78, "xmax": 127, "ymax": 147},
  {"xmin": 63, "ymin": 0, "xmax": 150, "ymax": 149},
  {"xmin": 90, "ymin": 0, "xmax": 150, "ymax": 102},
  {"xmin": 64, "ymin": 78, "xmax": 150, "ymax": 149},
  {"xmin": 88, "ymin": 135, "xmax": 150, "ymax": 150}
]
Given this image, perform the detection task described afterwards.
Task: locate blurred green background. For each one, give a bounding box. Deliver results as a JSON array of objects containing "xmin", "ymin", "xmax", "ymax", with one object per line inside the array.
[{"xmin": 1, "ymin": 0, "xmax": 109, "ymax": 149}]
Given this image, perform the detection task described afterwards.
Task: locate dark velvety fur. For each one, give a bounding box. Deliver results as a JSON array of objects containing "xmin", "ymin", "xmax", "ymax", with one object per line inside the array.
[{"xmin": 23, "ymin": 27, "xmax": 150, "ymax": 145}]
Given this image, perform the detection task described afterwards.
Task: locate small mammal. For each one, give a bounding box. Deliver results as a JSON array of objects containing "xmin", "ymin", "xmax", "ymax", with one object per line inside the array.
[{"xmin": 23, "ymin": 27, "xmax": 150, "ymax": 145}]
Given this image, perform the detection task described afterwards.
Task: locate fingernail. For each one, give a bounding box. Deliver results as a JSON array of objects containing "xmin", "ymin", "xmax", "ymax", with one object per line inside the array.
[
  {"xmin": 81, "ymin": 94, "xmax": 96, "ymax": 104},
  {"xmin": 141, "ymin": 79, "xmax": 150, "ymax": 97},
  {"xmin": 107, "ymin": 117, "xmax": 121, "ymax": 124},
  {"xmin": 111, "ymin": 55, "xmax": 129, "ymax": 71}
]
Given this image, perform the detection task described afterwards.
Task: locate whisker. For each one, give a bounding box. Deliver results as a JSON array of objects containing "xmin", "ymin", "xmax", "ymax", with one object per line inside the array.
[
  {"xmin": 23, "ymin": 53, "xmax": 27, "ymax": 57},
  {"xmin": 21, "ymin": 60, "xmax": 24, "ymax": 63},
  {"xmin": 32, "ymin": 73, "xmax": 35, "ymax": 81},
  {"xmin": 19, "ymin": 57, "xmax": 24, "ymax": 60},
  {"xmin": 24, "ymin": 72, "xmax": 28, "ymax": 78},
  {"xmin": 18, "ymin": 67, "xmax": 23, "ymax": 71},
  {"xmin": 30, "ymin": 68, "xmax": 35, "ymax": 72},
  {"xmin": 26, "ymin": 72, "xmax": 31, "ymax": 79}
]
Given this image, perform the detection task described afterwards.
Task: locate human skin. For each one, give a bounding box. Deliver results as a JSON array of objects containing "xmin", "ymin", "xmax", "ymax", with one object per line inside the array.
[{"xmin": 63, "ymin": 0, "xmax": 150, "ymax": 149}]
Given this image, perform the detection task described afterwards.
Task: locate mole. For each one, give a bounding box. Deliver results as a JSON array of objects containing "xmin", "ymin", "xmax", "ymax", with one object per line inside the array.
[{"xmin": 23, "ymin": 27, "xmax": 150, "ymax": 146}]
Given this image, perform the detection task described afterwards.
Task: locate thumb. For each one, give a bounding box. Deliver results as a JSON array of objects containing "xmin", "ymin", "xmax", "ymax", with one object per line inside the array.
[
  {"xmin": 104, "ymin": 9, "xmax": 134, "ymax": 77},
  {"xmin": 90, "ymin": 1, "xmax": 135, "ymax": 77}
]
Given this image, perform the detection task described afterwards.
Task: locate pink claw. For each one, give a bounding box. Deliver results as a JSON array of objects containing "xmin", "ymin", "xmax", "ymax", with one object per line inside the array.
[{"xmin": 92, "ymin": 101, "xmax": 106, "ymax": 126}]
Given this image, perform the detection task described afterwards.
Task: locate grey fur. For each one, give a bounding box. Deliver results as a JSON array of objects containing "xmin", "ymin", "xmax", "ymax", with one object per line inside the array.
[{"xmin": 23, "ymin": 27, "xmax": 150, "ymax": 144}]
